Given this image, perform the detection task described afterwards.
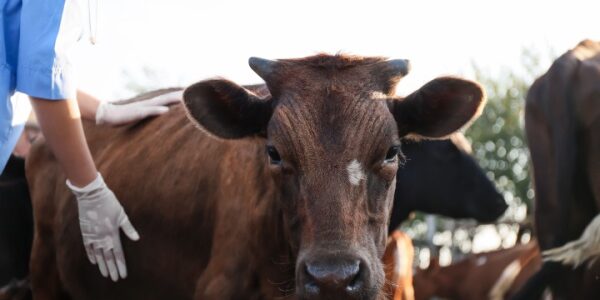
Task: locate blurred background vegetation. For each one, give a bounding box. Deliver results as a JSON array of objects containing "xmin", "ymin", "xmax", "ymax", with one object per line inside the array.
[{"xmin": 467, "ymin": 48, "xmax": 555, "ymax": 221}]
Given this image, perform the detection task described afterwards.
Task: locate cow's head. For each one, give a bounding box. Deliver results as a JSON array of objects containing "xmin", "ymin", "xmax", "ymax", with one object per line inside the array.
[
  {"xmin": 390, "ymin": 134, "xmax": 507, "ymax": 229},
  {"xmin": 183, "ymin": 54, "xmax": 485, "ymax": 300}
]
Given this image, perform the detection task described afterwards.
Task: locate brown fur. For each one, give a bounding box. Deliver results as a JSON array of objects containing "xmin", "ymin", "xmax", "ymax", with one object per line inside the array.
[
  {"xmin": 414, "ymin": 242, "xmax": 540, "ymax": 300},
  {"xmin": 28, "ymin": 104, "xmax": 273, "ymax": 299},
  {"xmin": 504, "ymin": 245, "xmax": 543, "ymax": 299},
  {"xmin": 27, "ymin": 54, "xmax": 484, "ymax": 300}
]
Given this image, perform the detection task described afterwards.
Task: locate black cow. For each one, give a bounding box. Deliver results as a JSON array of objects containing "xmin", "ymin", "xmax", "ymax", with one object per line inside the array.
[{"xmin": 389, "ymin": 134, "xmax": 507, "ymax": 232}]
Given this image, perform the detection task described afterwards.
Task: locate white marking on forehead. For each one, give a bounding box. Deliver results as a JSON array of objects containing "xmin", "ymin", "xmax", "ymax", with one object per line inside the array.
[
  {"xmin": 476, "ymin": 256, "xmax": 487, "ymax": 266},
  {"xmin": 346, "ymin": 159, "xmax": 366, "ymax": 186}
]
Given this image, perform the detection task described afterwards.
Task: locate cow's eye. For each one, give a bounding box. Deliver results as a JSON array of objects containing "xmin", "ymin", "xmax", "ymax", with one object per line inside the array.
[
  {"xmin": 384, "ymin": 145, "xmax": 400, "ymax": 163},
  {"xmin": 266, "ymin": 145, "xmax": 282, "ymax": 165}
]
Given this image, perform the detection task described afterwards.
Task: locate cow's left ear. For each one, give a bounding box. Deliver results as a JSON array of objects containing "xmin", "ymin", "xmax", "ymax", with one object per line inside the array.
[
  {"xmin": 388, "ymin": 77, "xmax": 485, "ymax": 138},
  {"xmin": 183, "ymin": 79, "xmax": 273, "ymax": 139}
]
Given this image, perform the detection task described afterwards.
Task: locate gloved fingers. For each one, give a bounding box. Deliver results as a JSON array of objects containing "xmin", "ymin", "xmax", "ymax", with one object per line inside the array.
[
  {"xmin": 108, "ymin": 106, "xmax": 169, "ymax": 126},
  {"xmin": 85, "ymin": 243, "xmax": 97, "ymax": 264},
  {"xmin": 135, "ymin": 106, "xmax": 171, "ymax": 119},
  {"xmin": 103, "ymin": 248, "xmax": 119, "ymax": 282},
  {"xmin": 94, "ymin": 245, "xmax": 109, "ymax": 278},
  {"xmin": 95, "ymin": 102, "xmax": 111, "ymax": 125},
  {"xmin": 113, "ymin": 247, "xmax": 128, "ymax": 279},
  {"xmin": 120, "ymin": 217, "xmax": 140, "ymax": 241},
  {"xmin": 135, "ymin": 90, "xmax": 183, "ymax": 107},
  {"xmin": 97, "ymin": 92, "xmax": 180, "ymax": 126}
]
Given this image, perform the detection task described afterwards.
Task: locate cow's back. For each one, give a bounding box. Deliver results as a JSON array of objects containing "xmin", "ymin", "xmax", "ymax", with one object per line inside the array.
[{"xmin": 26, "ymin": 91, "xmax": 270, "ymax": 299}]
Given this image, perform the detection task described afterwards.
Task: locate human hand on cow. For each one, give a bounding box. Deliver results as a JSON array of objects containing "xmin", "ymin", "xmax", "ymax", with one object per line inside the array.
[
  {"xmin": 66, "ymin": 173, "xmax": 140, "ymax": 282},
  {"xmin": 95, "ymin": 90, "xmax": 182, "ymax": 125}
]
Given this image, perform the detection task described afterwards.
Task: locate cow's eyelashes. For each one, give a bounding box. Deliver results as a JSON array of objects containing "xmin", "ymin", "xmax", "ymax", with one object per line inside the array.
[
  {"xmin": 266, "ymin": 145, "xmax": 282, "ymax": 165},
  {"xmin": 384, "ymin": 145, "xmax": 400, "ymax": 163}
]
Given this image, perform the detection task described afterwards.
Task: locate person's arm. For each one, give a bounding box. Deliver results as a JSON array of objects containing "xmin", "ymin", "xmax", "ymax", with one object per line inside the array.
[
  {"xmin": 76, "ymin": 89, "xmax": 182, "ymax": 126},
  {"xmin": 30, "ymin": 97, "xmax": 97, "ymax": 186},
  {"xmin": 76, "ymin": 90, "xmax": 101, "ymax": 122},
  {"xmin": 17, "ymin": 0, "xmax": 139, "ymax": 283},
  {"xmin": 30, "ymin": 97, "xmax": 139, "ymax": 282}
]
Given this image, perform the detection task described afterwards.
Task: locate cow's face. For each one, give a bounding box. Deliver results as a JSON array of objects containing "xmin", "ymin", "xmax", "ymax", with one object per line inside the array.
[
  {"xmin": 183, "ymin": 55, "xmax": 485, "ymax": 300},
  {"xmin": 396, "ymin": 134, "xmax": 507, "ymax": 223}
]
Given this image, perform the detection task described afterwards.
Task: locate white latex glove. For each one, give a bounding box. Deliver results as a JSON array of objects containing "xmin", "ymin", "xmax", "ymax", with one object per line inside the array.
[
  {"xmin": 95, "ymin": 90, "xmax": 183, "ymax": 125},
  {"xmin": 66, "ymin": 173, "xmax": 140, "ymax": 281}
]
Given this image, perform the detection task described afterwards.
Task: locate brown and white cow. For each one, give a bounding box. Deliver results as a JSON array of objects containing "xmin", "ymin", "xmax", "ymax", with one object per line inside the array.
[
  {"xmin": 511, "ymin": 40, "xmax": 600, "ymax": 300},
  {"xmin": 27, "ymin": 54, "xmax": 485, "ymax": 300},
  {"xmin": 414, "ymin": 241, "xmax": 541, "ymax": 300}
]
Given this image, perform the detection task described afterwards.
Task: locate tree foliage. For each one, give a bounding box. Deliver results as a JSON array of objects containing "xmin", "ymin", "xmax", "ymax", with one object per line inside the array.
[{"xmin": 465, "ymin": 49, "xmax": 553, "ymax": 220}]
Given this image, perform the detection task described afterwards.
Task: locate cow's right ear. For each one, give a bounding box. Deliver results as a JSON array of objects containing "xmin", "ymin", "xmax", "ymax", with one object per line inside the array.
[
  {"xmin": 183, "ymin": 79, "xmax": 273, "ymax": 139},
  {"xmin": 388, "ymin": 77, "xmax": 485, "ymax": 138}
]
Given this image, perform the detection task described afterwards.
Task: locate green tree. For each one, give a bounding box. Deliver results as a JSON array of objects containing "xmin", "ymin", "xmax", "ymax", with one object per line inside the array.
[{"xmin": 466, "ymin": 49, "xmax": 552, "ymax": 220}]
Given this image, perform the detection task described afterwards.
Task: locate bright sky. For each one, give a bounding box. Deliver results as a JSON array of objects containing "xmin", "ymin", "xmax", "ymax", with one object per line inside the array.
[{"xmin": 73, "ymin": 0, "xmax": 600, "ymax": 100}]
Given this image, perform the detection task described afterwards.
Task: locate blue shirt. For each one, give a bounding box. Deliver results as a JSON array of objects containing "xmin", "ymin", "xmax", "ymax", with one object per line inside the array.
[{"xmin": 0, "ymin": 0, "xmax": 82, "ymax": 172}]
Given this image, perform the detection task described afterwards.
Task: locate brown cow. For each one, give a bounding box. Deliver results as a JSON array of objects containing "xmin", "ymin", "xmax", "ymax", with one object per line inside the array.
[
  {"xmin": 413, "ymin": 241, "xmax": 540, "ymax": 300},
  {"xmin": 27, "ymin": 54, "xmax": 485, "ymax": 300},
  {"xmin": 511, "ymin": 40, "xmax": 600, "ymax": 300}
]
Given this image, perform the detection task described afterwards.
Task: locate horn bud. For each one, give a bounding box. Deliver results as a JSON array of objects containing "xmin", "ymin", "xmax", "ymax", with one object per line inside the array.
[
  {"xmin": 386, "ymin": 59, "xmax": 411, "ymax": 77},
  {"xmin": 374, "ymin": 58, "xmax": 411, "ymax": 94},
  {"xmin": 249, "ymin": 57, "xmax": 279, "ymax": 84}
]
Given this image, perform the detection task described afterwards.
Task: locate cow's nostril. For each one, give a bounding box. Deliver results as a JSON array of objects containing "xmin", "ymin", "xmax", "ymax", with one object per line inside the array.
[
  {"xmin": 304, "ymin": 259, "xmax": 362, "ymax": 294},
  {"xmin": 345, "ymin": 267, "xmax": 362, "ymax": 292},
  {"xmin": 304, "ymin": 282, "xmax": 320, "ymax": 295}
]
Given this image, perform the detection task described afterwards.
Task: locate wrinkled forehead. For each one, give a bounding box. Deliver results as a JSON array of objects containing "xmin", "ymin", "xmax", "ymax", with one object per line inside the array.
[
  {"xmin": 274, "ymin": 55, "xmax": 400, "ymax": 97},
  {"xmin": 259, "ymin": 55, "xmax": 406, "ymax": 154},
  {"xmin": 268, "ymin": 89, "xmax": 399, "ymax": 156}
]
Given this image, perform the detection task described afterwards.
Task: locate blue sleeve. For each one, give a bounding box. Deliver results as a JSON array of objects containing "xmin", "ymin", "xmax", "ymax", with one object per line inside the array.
[{"xmin": 15, "ymin": 0, "xmax": 83, "ymax": 100}]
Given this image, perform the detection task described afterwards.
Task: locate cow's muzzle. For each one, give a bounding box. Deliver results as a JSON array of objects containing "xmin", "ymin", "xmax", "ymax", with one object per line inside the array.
[{"xmin": 297, "ymin": 253, "xmax": 372, "ymax": 299}]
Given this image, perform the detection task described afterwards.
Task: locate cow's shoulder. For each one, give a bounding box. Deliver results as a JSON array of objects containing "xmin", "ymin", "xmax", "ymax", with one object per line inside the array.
[
  {"xmin": 526, "ymin": 40, "xmax": 600, "ymax": 121},
  {"xmin": 572, "ymin": 41, "xmax": 600, "ymax": 126}
]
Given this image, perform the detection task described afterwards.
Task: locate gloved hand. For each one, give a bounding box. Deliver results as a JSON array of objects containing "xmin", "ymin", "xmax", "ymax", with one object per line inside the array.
[
  {"xmin": 66, "ymin": 173, "xmax": 139, "ymax": 281},
  {"xmin": 95, "ymin": 90, "xmax": 183, "ymax": 126}
]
